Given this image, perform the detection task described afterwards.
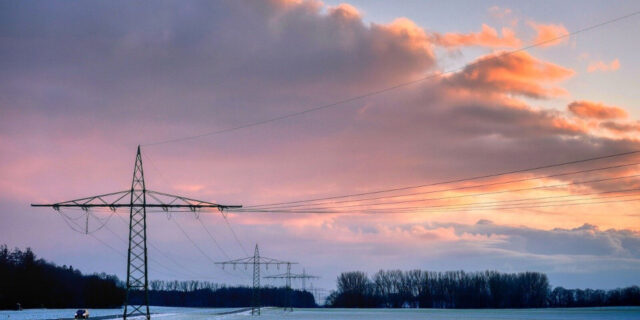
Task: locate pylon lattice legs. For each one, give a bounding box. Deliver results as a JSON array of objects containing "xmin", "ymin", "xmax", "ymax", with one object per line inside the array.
[
  {"xmin": 252, "ymin": 244, "xmax": 260, "ymax": 316},
  {"xmin": 124, "ymin": 147, "xmax": 150, "ymax": 319},
  {"xmin": 286, "ymin": 263, "xmax": 292, "ymax": 312}
]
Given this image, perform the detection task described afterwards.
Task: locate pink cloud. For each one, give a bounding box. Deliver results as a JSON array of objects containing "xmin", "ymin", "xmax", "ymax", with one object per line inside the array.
[
  {"xmin": 528, "ymin": 22, "xmax": 569, "ymax": 47},
  {"xmin": 445, "ymin": 50, "xmax": 574, "ymax": 98},
  {"xmin": 587, "ymin": 59, "xmax": 620, "ymax": 73},
  {"xmin": 432, "ymin": 24, "xmax": 521, "ymax": 48},
  {"xmin": 568, "ymin": 101, "xmax": 628, "ymax": 119},
  {"xmin": 328, "ymin": 3, "xmax": 360, "ymax": 20}
]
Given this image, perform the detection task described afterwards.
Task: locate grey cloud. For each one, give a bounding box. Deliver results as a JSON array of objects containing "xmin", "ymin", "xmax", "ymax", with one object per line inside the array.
[
  {"xmin": 0, "ymin": 0, "xmax": 436, "ymax": 125},
  {"xmin": 601, "ymin": 121, "xmax": 640, "ymax": 133},
  {"xmin": 432, "ymin": 220, "xmax": 640, "ymax": 258}
]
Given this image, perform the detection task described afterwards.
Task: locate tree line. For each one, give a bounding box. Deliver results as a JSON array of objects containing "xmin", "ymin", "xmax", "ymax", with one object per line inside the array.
[
  {"xmin": 4, "ymin": 245, "xmax": 638, "ymax": 310},
  {"xmin": 327, "ymin": 270, "xmax": 640, "ymax": 308},
  {"xmin": 0, "ymin": 245, "xmax": 315, "ymax": 310},
  {"xmin": 149, "ymin": 280, "xmax": 221, "ymax": 292},
  {"xmin": 0, "ymin": 245, "xmax": 124, "ymax": 309},
  {"xmin": 131, "ymin": 286, "xmax": 316, "ymax": 308}
]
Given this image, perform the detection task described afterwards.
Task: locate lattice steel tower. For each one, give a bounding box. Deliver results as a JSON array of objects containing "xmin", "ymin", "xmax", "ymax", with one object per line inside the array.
[
  {"xmin": 32, "ymin": 146, "xmax": 242, "ymax": 319},
  {"xmin": 265, "ymin": 268, "xmax": 319, "ymax": 311},
  {"xmin": 124, "ymin": 147, "xmax": 149, "ymax": 317},
  {"xmin": 216, "ymin": 244, "xmax": 296, "ymax": 315}
]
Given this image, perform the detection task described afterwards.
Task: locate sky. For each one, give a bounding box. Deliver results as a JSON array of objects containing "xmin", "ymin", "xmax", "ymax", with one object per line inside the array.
[{"xmin": 1, "ymin": 0, "xmax": 640, "ymax": 295}]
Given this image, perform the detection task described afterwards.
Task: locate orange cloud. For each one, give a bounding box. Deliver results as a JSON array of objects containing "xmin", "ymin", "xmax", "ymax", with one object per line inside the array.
[
  {"xmin": 378, "ymin": 17, "xmax": 432, "ymax": 52},
  {"xmin": 528, "ymin": 22, "xmax": 568, "ymax": 47},
  {"xmin": 568, "ymin": 101, "xmax": 628, "ymax": 119},
  {"xmin": 587, "ymin": 59, "xmax": 620, "ymax": 73},
  {"xmin": 433, "ymin": 24, "xmax": 521, "ymax": 48},
  {"xmin": 328, "ymin": 3, "xmax": 360, "ymax": 20},
  {"xmin": 446, "ymin": 51, "xmax": 574, "ymax": 98},
  {"xmin": 550, "ymin": 116, "xmax": 591, "ymax": 134}
]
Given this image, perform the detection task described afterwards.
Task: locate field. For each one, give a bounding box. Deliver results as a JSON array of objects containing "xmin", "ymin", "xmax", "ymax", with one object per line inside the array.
[{"xmin": 2, "ymin": 307, "xmax": 640, "ymax": 320}]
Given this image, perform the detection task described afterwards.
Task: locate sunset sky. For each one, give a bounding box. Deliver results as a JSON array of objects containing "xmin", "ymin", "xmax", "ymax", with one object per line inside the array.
[{"xmin": 2, "ymin": 0, "xmax": 640, "ymax": 293}]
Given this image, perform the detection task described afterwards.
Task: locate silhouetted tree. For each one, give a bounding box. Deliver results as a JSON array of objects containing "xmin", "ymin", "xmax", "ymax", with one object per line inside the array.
[
  {"xmin": 0, "ymin": 245, "xmax": 124, "ymax": 309},
  {"xmin": 328, "ymin": 271, "xmax": 376, "ymax": 307},
  {"xmin": 327, "ymin": 269, "xmax": 639, "ymax": 309}
]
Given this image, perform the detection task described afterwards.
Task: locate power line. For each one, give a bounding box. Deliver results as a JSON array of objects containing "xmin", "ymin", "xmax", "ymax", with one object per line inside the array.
[
  {"xmin": 57, "ymin": 210, "xmax": 117, "ymax": 234},
  {"xmin": 242, "ymin": 151, "xmax": 640, "ymax": 209},
  {"xmin": 238, "ymin": 187, "xmax": 640, "ymax": 214},
  {"xmin": 245, "ymin": 150, "xmax": 640, "ymax": 208},
  {"xmin": 103, "ymin": 217, "xmax": 212, "ymax": 280},
  {"xmin": 387, "ymin": 187, "xmax": 640, "ymax": 212},
  {"xmin": 221, "ymin": 212, "xmax": 249, "ymax": 256},
  {"xmin": 196, "ymin": 216, "xmax": 230, "ymax": 259},
  {"xmin": 142, "ymin": 10, "xmax": 640, "ymax": 147},
  {"xmin": 109, "ymin": 210, "xmax": 220, "ymax": 280},
  {"xmin": 88, "ymin": 233, "xmax": 126, "ymax": 258},
  {"xmin": 234, "ymin": 197, "xmax": 640, "ymax": 215},
  {"xmin": 235, "ymin": 173, "xmax": 640, "ymax": 212},
  {"xmin": 416, "ymin": 197, "xmax": 640, "ymax": 214},
  {"xmin": 395, "ymin": 190, "xmax": 640, "ymax": 213},
  {"xmin": 89, "ymin": 231, "xmax": 205, "ymax": 283},
  {"xmin": 171, "ymin": 218, "xmax": 219, "ymax": 266},
  {"xmin": 170, "ymin": 215, "xmax": 251, "ymax": 281},
  {"xmin": 249, "ymin": 160, "xmax": 640, "ymax": 210},
  {"xmin": 117, "ymin": 206, "xmax": 250, "ymax": 280},
  {"xmin": 138, "ymin": 207, "xmax": 250, "ymax": 263},
  {"xmin": 143, "ymin": 151, "xmax": 250, "ymax": 257}
]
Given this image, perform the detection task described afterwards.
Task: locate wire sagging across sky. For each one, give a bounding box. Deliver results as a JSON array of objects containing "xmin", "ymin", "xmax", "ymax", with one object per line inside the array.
[{"xmin": 226, "ymin": 150, "xmax": 640, "ymax": 215}]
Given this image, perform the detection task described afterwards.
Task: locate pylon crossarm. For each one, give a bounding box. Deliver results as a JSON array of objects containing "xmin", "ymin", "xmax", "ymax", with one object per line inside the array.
[
  {"xmin": 264, "ymin": 274, "xmax": 289, "ymax": 279},
  {"xmin": 215, "ymin": 258, "xmax": 297, "ymax": 265},
  {"xmin": 265, "ymin": 273, "xmax": 318, "ymax": 279},
  {"xmin": 31, "ymin": 190, "xmax": 132, "ymax": 210},
  {"xmin": 33, "ymin": 203, "xmax": 236, "ymax": 209},
  {"xmin": 215, "ymin": 256, "xmax": 255, "ymax": 265},
  {"xmin": 31, "ymin": 190, "xmax": 242, "ymax": 211},
  {"xmin": 257, "ymin": 257, "xmax": 297, "ymax": 265},
  {"xmin": 146, "ymin": 190, "xmax": 242, "ymax": 210}
]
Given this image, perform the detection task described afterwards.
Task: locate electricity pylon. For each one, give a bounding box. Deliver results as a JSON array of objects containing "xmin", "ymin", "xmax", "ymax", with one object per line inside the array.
[
  {"xmin": 308, "ymin": 286, "xmax": 329, "ymax": 306},
  {"xmin": 32, "ymin": 146, "xmax": 241, "ymax": 319},
  {"xmin": 299, "ymin": 269, "xmax": 320, "ymax": 292},
  {"xmin": 265, "ymin": 268, "xmax": 319, "ymax": 311},
  {"xmin": 216, "ymin": 244, "xmax": 295, "ymax": 315}
]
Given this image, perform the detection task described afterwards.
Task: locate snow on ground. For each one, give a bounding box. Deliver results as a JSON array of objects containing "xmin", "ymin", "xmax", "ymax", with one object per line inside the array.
[
  {"xmin": 2, "ymin": 306, "xmax": 640, "ymax": 320},
  {"xmin": 242, "ymin": 307, "xmax": 640, "ymax": 320}
]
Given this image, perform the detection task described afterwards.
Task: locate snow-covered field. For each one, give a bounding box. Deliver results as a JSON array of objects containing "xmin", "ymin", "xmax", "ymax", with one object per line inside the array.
[
  {"xmin": 2, "ymin": 306, "xmax": 639, "ymax": 320},
  {"xmin": 0, "ymin": 307, "xmax": 239, "ymax": 320}
]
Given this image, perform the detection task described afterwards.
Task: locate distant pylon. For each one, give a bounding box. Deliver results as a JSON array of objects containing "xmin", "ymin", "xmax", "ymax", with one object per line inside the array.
[
  {"xmin": 301, "ymin": 268, "xmax": 319, "ymax": 292},
  {"xmin": 252, "ymin": 245, "xmax": 260, "ymax": 315},
  {"xmin": 264, "ymin": 263, "xmax": 293, "ymax": 311},
  {"xmin": 216, "ymin": 244, "xmax": 296, "ymax": 316},
  {"xmin": 265, "ymin": 267, "xmax": 319, "ymax": 311}
]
